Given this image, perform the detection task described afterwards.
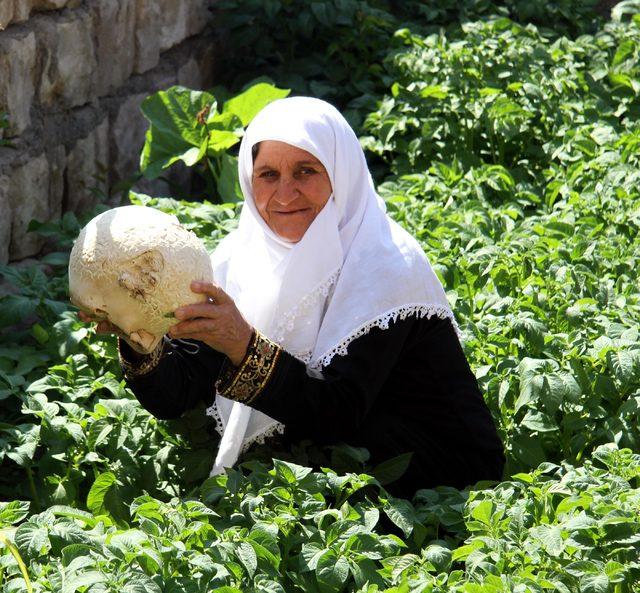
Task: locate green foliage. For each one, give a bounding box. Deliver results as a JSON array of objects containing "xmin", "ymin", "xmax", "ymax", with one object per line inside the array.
[
  {"xmin": 1, "ymin": 1, "xmax": 640, "ymax": 591},
  {"xmin": 362, "ymin": 6, "xmax": 640, "ymax": 475},
  {"xmin": 140, "ymin": 82, "xmax": 290, "ymax": 202},
  {"xmin": 1, "ymin": 447, "xmax": 638, "ymax": 592},
  {"xmin": 214, "ymin": 0, "xmax": 603, "ymax": 129},
  {"xmin": 128, "ymin": 192, "xmax": 240, "ymax": 252}
]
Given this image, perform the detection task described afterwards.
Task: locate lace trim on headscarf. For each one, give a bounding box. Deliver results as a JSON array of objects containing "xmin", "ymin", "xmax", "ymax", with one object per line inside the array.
[
  {"xmin": 205, "ymin": 401, "xmax": 285, "ymax": 457},
  {"xmin": 205, "ymin": 303, "xmax": 460, "ymax": 455},
  {"xmin": 311, "ymin": 303, "xmax": 462, "ymax": 370},
  {"xmin": 205, "ymin": 401, "xmax": 225, "ymax": 437},
  {"xmin": 272, "ymin": 268, "xmax": 341, "ymax": 343}
]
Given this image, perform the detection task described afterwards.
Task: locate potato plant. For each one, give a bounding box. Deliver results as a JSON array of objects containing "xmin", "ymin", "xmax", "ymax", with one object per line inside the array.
[{"xmin": 1, "ymin": 1, "xmax": 640, "ymax": 591}]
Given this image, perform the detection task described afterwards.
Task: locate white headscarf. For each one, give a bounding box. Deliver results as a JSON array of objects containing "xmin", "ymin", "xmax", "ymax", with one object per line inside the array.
[{"xmin": 206, "ymin": 97, "xmax": 460, "ymax": 475}]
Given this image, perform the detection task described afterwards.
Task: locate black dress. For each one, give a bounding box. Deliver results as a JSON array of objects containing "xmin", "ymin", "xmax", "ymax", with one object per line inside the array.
[{"xmin": 120, "ymin": 315, "xmax": 505, "ymax": 498}]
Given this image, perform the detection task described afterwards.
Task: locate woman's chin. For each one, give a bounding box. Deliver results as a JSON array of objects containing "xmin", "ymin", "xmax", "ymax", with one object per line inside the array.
[
  {"xmin": 271, "ymin": 220, "xmax": 313, "ymax": 243},
  {"xmin": 274, "ymin": 227, "xmax": 305, "ymax": 243}
]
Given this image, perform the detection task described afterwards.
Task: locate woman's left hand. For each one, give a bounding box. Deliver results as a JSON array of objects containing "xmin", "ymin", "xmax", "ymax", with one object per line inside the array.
[{"xmin": 169, "ymin": 281, "xmax": 253, "ymax": 366}]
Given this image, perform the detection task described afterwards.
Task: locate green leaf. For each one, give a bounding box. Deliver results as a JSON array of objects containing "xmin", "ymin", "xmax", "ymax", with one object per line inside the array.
[
  {"xmin": 0, "ymin": 501, "xmax": 30, "ymax": 526},
  {"xmin": 223, "ymin": 82, "xmax": 290, "ymax": 127},
  {"xmin": 14, "ymin": 521, "xmax": 51, "ymax": 559},
  {"xmin": 216, "ymin": 153, "xmax": 242, "ymax": 202},
  {"xmin": 470, "ymin": 500, "xmax": 493, "ymax": 526},
  {"xmin": 420, "ymin": 85, "xmax": 448, "ymax": 99},
  {"xmin": 315, "ymin": 549, "xmax": 349, "ymax": 593},
  {"xmin": 422, "ymin": 544, "xmax": 452, "ymax": 572},
  {"xmin": 140, "ymin": 86, "xmax": 215, "ymax": 178},
  {"xmin": 0, "ymin": 295, "xmax": 38, "ymax": 328},
  {"xmin": 87, "ymin": 471, "xmax": 117, "ymax": 515},
  {"xmin": 531, "ymin": 524, "xmax": 564, "ymax": 557},
  {"xmin": 579, "ymin": 573, "xmax": 609, "ymax": 593},
  {"xmin": 236, "ymin": 541, "xmax": 258, "ymax": 577},
  {"xmin": 371, "ymin": 452, "xmax": 413, "ymax": 485},
  {"xmin": 273, "ymin": 459, "xmax": 312, "ymax": 484},
  {"xmin": 383, "ymin": 498, "xmax": 415, "ymax": 537}
]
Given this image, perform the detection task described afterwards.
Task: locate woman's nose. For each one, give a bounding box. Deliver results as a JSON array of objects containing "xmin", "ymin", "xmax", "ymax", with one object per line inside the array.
[{"xmin": 275, "ymin": 176, "xmax": 300, "ymax": 203}]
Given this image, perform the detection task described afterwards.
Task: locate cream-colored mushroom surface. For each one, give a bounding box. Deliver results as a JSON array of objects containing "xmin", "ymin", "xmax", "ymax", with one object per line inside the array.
[{"xmin": 69, "ymin": 205, "xmax": 214, "ymax": 353}]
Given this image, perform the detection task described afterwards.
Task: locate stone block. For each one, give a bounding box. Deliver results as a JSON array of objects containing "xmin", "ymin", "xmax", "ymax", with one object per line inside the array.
[
  {"xmin": 48, "ymin": 144, "xmax": 65, "ymax": 220},
  {"xmin": 194, "ymin": 41, "xmax": 216, "ymax": 89},
  {"xmin": 65, "ymin": 118, "xmax": 109, "ymax": 215},
  {"xmin": 8, "ymin": 154, "xmax": 50, "ymax": 260},
  {"xmin": 177, "ymin": 57, "xmax": 202, "ymax": 89},
  {"xmin": 0, "ymin": 31, "xmax": 37, "ymax": 135},
  {"xmin": 0, "ymin": 1, "xmax": 14, "ymax": 30},
  {"xmin": 38, "ymin": 11, "xmax": 96, "ymax": 108},
  {"xmin": 133, "ymin": 0, "xmax": 160, "ymax": 74},
  {"xmin": 110, "ymin": 92, "xmax": 147, "ymax": 186},
  {"xmin": 186, "ymin": 0, "xmax": 211, "ymax": 38},
  {"xmin": 0, "ymin": 174, "xmax": 10, "ymax": 264},
  {"xmin": 92, "ymin": 0, "xmax": 136, "ymax": 96},
  {"xmin": 12, "ymin": 0, "xmax": 32, "ymax": 21},
  {"xmin": 158, "ymin": 0, "xmax": 190, "ymax": 52},
  {"xmin": 33, "ymin": 0, "xmax": 76, "ymax": 9}
]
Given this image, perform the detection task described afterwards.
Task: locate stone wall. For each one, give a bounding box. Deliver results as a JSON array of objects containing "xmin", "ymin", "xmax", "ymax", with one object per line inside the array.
[{"xmin": 0, "ymin": 0, "xmax": 217, "ymax": 264}]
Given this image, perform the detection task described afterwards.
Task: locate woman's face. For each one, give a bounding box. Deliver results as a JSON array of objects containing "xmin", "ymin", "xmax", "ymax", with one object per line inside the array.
[{"xmin": 252, "ymin": 140, "xmax": 333, "ymax": 242}]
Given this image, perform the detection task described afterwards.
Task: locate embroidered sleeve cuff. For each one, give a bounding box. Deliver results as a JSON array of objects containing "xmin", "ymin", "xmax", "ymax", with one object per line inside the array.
[
  {"xmin": 118, "ymin": 337, "xmax": 165, "ymax": 380},
  {"xmin": 215, "ymin": 330, "xmax": 282, "ymax": 405}
]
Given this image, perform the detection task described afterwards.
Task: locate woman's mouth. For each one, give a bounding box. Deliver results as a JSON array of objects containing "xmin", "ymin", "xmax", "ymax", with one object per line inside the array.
[{"xmin": 274, "ymin": 208, "xmax": 310, "ymax": 216}]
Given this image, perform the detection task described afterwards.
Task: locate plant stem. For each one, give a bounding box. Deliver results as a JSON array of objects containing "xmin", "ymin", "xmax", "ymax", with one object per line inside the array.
[{"xmin": 25, "ymin": 466, "xmax": 40, "ymax": 513}]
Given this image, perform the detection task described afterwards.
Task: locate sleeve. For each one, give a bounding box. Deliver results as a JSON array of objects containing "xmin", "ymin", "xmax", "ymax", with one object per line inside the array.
[
  {"xmin": 119, "ymin": 337, "xmax": 226, "ymax": 420},
  {"xmin": 214, "ymin": 318, "xmax": 416, "ymax": 443}
]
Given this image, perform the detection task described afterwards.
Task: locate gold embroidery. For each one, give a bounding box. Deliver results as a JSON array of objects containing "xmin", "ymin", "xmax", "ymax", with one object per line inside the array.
[
  {"xmin": 216, "ymin": 330, "xmax": 281, "ymax": 404},
  {"xmin": 118, "ymin": 338, "xmax": 165, "ymax": 379}
]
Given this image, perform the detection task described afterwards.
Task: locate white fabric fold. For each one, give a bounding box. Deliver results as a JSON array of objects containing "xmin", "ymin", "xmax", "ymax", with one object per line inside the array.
[{"xmin": 206, "ymin": 97, "xmax": 459, "ymax": 476}]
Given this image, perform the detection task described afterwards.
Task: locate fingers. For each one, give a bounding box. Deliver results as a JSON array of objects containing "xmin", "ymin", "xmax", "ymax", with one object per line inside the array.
[
  {"xmin": 169, "ymin": 317, "xmax": 216, "ymax": 338},
  {"xmin": 189, "ymin": 280, "xmax": 233, "ymax": 305},
  {"xmin": 96, "ymin": 320, "xmax": 121, "ymax": 335},
  {"xmin": 174, "ymin": 301, "xmax": 218, "ymax": 321},
  {"xmin": 78, "ymin": 311, "xmax": 120, "ymax": 335}
]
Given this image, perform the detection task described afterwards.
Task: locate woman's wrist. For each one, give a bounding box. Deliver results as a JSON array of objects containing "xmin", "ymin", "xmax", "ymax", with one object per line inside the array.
[
  {"xmin": 118, "ymin": 337, "xmax": 165, "ymax": 379},
  {"xmin": 227, "ymin": 323, "xmax": 255, "ymax": 367}
]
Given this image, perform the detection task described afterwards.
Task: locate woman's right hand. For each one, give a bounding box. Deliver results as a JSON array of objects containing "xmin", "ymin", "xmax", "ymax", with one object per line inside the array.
[
  {"xmin": 78, "ymin": 311, "xmax": 122, "ymax": 336},
  {"xmin": 77, "ymin": 312, "xmax": 151, "ymax": 358}
]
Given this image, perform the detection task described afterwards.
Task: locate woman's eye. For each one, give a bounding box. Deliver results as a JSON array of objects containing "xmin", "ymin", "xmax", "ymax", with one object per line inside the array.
[
  {"xmin": 300, "ymin": 167, "xmax": 317, "ymax": 175},
  {"xmin": 258, "ymin": 170, "xmax": 277, "ymax": 178}
]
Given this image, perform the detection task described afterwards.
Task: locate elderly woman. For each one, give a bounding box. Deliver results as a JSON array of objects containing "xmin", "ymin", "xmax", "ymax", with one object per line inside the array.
[{"xmin": 108, "ymin": 97, "xmax": 504, "ymax": 497}]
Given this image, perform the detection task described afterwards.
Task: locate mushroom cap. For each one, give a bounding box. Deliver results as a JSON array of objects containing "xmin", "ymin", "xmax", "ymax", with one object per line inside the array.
[{"xmin": 69, "ymin": 205, "xmax": 214, "ymax": 353}]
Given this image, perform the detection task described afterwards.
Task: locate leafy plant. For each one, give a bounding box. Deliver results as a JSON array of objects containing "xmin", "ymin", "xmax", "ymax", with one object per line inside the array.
[
  {"xmin": 1, "ymin": 2, "xmax": 640, "ymax": 592},
  {"xmin": 139, "ymin": 82, "xmax": 290, "ymax": 203}
]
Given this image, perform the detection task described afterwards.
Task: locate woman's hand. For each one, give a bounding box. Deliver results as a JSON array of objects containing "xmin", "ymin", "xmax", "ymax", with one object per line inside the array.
[
  {"xmin": 77, "ymin": 311, "xmax": 148, "ymax": 356},
  {"xmin": 78, "ymin": 311, "xmax": 122, "ymax": 336},
  {"xmin": 169, "ymin": 281, "xmax": 253, "ymax": 367}
]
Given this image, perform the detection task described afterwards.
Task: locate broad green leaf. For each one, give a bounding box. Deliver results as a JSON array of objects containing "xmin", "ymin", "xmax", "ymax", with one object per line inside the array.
[
  {"xmin": 14, "ymin": 521, "xmax": 51, "ymax": 559},
  {"xmin": 216, "ymin": 153, "xmax": 242, "ymax": 202},
  {"xmin": 371, "ymin": 452, "xmax": 412, "ymax": 485},
  {"xmin": 273, "ymin": 459, "xmax": 312, "ymax": 484},
  {"xmin": 223, "ymin": 82, "xmax": 290, "ymax": 127},
  {"xmin": 383, "ymin": 498, "xmax": 414, "ymax": 537},
  {"xmin": 531, "ymin": 524, "xmax": 565, "ymax": 557},
  {"xmin": 0, "ymin": 501, "xmax": 30, "ymax": 526},
  {"xmin": 470, "ymin": 500, "xmax": 493, "ymax": 526},
  {"xmin": 87, "ymin": 472, "xmax": 117, "ymax": 515},
  {"xmin": 140, "ymin": 86, "xmax": 215, "ymax": 178},
  {"xmin": 579, "ymin": 573, "xmax": 609, "ymax": 593},
  {"xmin": 236, "ymin": 541, "xmax": 258, "ymax": 577},
  {"xmin": 315, "ymin": 549, "xmax": 350, "ymax": 593}
]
